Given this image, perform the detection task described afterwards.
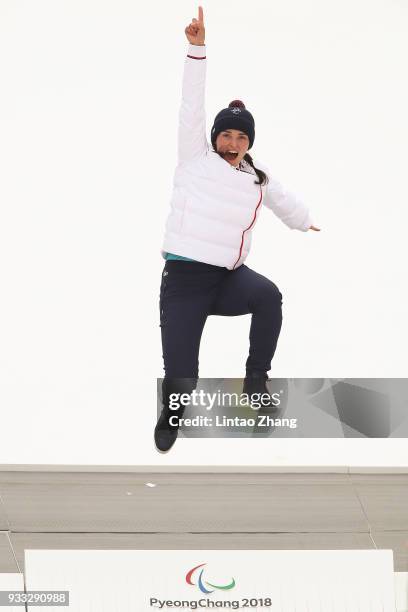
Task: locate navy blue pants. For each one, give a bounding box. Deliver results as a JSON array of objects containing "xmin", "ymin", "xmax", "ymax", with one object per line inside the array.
[{"xmin": 159, "ymin": 260, "xmax": 282, "ymax": 382}]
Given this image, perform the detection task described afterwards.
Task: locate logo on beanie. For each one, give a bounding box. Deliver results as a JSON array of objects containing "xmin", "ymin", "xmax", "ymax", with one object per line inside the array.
[{"xmin": 230, "ymin": 107, "xmax": 242, "ymax": 114}]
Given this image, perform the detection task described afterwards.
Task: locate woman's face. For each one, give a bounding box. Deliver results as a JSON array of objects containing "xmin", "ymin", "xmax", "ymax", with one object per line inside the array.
[{"xmin": 215, "ymin": 129, "xmax": 249, "ymax": 167}]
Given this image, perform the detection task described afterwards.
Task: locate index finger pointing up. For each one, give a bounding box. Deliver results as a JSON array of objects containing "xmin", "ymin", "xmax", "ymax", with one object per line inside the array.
[{"xmin": 198, "ymin": 6, "xmax": 204, "ymax": 23}]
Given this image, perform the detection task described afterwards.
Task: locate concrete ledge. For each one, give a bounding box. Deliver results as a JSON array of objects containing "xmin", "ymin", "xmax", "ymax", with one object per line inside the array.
[{"xmin": 2, "ymin": 464, "xmax": 408, "ymax": 473}]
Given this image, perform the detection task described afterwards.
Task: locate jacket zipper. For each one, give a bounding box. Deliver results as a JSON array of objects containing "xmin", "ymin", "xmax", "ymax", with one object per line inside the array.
[{"xmin": 232, "ymin": 186, "xmax": 263, "ymax": 270}]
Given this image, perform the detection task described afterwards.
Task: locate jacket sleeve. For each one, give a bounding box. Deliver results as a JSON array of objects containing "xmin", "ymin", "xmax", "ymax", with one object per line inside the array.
[
  {"xmin": 177, "ymin": 44, "xmax": 209, "ymax": 164},
  {"xmin": 262, "ymin": 173, "xmax": 312, "ymax": 232}
]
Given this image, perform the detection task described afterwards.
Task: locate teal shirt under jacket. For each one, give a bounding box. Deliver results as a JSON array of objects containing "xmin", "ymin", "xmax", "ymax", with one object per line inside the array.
[{"xmin": 165, "ymin": 252, "xmax": 196, "ymax": 262}]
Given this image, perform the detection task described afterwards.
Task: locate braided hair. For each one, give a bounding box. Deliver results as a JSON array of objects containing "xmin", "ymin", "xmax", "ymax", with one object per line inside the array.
[{"xmin": 243, "ymin": 152, "xmax": 269, "ymax": 187}]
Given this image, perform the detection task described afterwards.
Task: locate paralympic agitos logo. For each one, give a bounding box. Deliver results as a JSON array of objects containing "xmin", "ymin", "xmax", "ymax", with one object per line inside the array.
[{"xmin": 185, "ymin": 563, "xmax": 236, "ymax": 594}]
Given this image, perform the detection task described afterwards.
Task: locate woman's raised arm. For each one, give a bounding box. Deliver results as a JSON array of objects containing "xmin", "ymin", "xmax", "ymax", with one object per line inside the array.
[{"xmin": 177, "ymin": 6, "xmax": 208, "ymax": 164}]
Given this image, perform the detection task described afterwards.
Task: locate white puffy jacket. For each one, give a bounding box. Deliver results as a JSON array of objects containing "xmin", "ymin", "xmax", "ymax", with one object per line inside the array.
[{"xmin": 161, "ymin": 44, "xmax": 312, "ymax": 270}]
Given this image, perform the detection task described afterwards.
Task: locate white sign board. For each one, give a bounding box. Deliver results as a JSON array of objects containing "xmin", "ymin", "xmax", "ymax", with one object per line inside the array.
[
  {"xmin": 0, "ymin": 574, "xmax": 25, "ymax": 612},
  {"xmin": 25, "ymin": 549, "xmax": 396, "ymax": 611},
  {"xmin": 395, "ymin": 573, "xmax": 408, "ymax": 612}
]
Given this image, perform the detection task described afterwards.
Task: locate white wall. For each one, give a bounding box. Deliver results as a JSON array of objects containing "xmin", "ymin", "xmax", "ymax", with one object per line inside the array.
[{"xmin": 1, "ymin": 0, "xmax": 407, "ymax": 467}]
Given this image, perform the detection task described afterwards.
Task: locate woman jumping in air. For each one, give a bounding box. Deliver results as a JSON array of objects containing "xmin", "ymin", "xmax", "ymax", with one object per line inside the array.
[{"xmin": 155, "ymin": 6, "xmax": 320, "ymax": 451}]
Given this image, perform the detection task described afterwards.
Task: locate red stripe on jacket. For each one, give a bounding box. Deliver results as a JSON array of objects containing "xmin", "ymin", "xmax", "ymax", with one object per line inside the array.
[{"xmin": 232, "ymin": 187, "xmax": 263, "ymax": 270}]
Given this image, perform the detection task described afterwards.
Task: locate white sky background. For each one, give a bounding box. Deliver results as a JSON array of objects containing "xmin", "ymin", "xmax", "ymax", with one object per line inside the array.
[{"xmin": 0, "ymin": 0, "xmax": 407, "ymax": 467}]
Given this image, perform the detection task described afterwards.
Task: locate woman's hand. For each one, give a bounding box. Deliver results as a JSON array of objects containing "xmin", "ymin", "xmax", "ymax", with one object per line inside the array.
[
  {"xmin": 309, "ymin": 225, "xmax": 321, "ymax": 231},
  {"xmin": 185, "ymin": 6, "xmax": 205, "ymax": 46}
]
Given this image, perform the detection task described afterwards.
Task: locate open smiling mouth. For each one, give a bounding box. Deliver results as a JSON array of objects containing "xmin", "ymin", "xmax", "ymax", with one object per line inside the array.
[{"xmin": 222, "ymin": 151, "xmax": 239, "ymax": 161}]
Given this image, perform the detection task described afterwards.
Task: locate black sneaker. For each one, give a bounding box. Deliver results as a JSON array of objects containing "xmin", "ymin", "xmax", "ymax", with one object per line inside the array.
[
  {"xmin": 155, "ymin": 378, "xmax": 197, "ymax": 452},
  {"xmin": 242, "ymin": 371, "xmax": 278, "ymax": 411},
  {"xmin": 154, "ymin": 410, "xmax": 179, "ymax": 452},
  {"xmin": 154, "ymin": 402, "xmax": 186, "ymax": 452}
]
